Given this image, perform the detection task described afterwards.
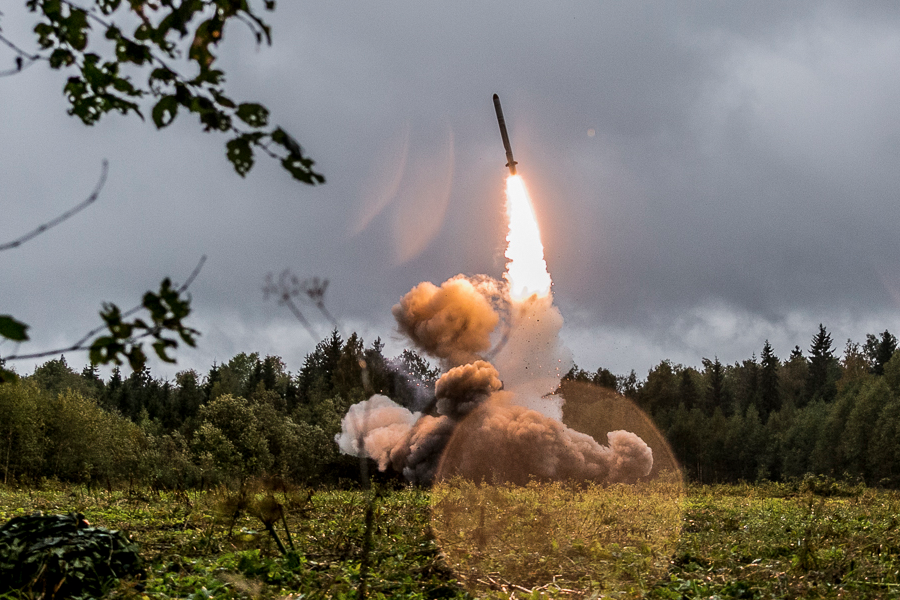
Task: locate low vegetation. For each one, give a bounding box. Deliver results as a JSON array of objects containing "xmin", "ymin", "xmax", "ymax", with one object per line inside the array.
[{"xmin": 2, "ymin": 478, "xmax": 900, "ymax": 598}]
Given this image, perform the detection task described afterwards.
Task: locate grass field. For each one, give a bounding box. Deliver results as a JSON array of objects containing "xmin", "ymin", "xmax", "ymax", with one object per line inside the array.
[{"xmin": 2, "ymin": 478, "xmax": 900, "ymax": 599}]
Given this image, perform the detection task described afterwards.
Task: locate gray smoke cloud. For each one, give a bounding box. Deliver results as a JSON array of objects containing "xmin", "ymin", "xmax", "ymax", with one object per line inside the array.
[
  {"xmin": 434, "ymin": 360, "xmax": 501, "ymax": 420},
  {"xmin": 336, "ymin": 274, "xmax": 654, "ymax": 485},
  {"xmin": 391, "ymin": 415, "xmax": 456, "ymax": 484}
]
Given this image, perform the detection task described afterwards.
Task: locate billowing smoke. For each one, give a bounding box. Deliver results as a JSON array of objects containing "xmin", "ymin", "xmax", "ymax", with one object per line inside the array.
[
  {"xmin": 434, "ymin": 360, "xmax": 501, "ymax": 420},
  {"xmin": 334, "ymin": 272, "xmax": 654, "ymax": 485},
  {"xmin": 437, "ymin": 395, "xmax": 653, "ymax": 485},
  {"xmin": 334, "ymin": 395, "xmax": 419, "ymax": 471},
  {"xmin": 390, "ymin": 415, "xmax": 456, "ymax": 484},
  {"xmin": 392, "ymin": 275, "xmax": 501, "ymax": 368}
]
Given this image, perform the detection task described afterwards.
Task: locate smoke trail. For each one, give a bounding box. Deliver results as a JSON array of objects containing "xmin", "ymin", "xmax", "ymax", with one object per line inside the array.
[{"xmin": 493, "ymin": 293, "xmax": 571, "ymax": 420}]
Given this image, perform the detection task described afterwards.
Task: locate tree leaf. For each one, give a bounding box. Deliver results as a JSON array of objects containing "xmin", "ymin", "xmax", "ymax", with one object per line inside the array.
[
  {"xmin": 151, "ymin": 96, "xmax": 178, "ymax": 128},
  {"xmin": 226, "ymin": 136, "xmax": 254, "ymax": 177},
  {"xmin": 0, "ymin": 315, "xmax": 30, "ymax": 342},
  {"xmin": 0, "ymin": 368, "xmax": 18, "ymax": 384},
  {"xmin": 235, "ymin": 103, "xmax": 268, "ymax": 128}
]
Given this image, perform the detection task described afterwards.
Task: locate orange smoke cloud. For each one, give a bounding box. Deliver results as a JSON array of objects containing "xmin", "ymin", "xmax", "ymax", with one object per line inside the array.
[
  {"xmin": 392, "ymin": 275, "xmax": 500, "ymax": 367},
  {"xmin": 437, "ymin": 396, "xmax": 653, "ymax": 485}
]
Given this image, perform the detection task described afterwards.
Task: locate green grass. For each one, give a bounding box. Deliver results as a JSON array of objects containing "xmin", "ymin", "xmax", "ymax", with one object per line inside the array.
[
  {"xmin": 2, "ymin": 480, "xmax": 900, "ymax": 598},
  {"xmin": 431, "ymin": 474, "xmax": 684, "ymax": 597}
]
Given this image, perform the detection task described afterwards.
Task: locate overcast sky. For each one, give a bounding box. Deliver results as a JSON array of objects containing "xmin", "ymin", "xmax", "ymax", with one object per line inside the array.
[{"xmin": 3, "ymin": 1, "xmax": 900, "ymax": 380}]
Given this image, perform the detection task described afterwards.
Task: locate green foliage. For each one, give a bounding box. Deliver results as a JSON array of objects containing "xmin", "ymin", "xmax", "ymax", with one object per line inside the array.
[
  {"xmin": 758, "ymin": 340, "xmax": 780, "ymax": 415},
  {"xmin": 865, "ymin": 330, "xmax": 897, "ymax": 376},
  {"xmin": 3, "ymin": 481, "xmax": 900, "ymax": 598},
  {"xmin": 0, "ymin": 380, "xmax": 46, "ymax": 484},
  {"xmin": 0, "ymin": 316, "xmax": 30, "ymax": 382},
  {"xmin": 0, "ymin": 511, "xmax": 143, "ymax": 599},
  {"xmin": 806, "ymin": 323, "xmax": 839, "ymax": 404},
  {"xmin": 22, "ymin": 0, "xmax": 324, "ymax": 184},
  {"xmin": 90, "ymin": 278, "xmax": 199, "ymax": 372},
  {"xmin": 30, "ymin": 355, "xmax": 98, "ymax": 398},
  {"xmin": 0, "ymin": 315, "xmax": 29, "ymax": 342},
  {"xmin": 0, "ymin": 485, "xmax": 462, "ymax": 599},
  {"xmin": 195, "ymin": 394, "xmax": 272, "ymax": 479}
]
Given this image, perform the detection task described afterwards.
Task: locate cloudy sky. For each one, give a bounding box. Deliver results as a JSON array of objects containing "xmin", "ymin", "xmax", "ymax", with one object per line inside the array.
[{"xmin": 3, "ymin": 1, "xmax": 900, "ymax": 380}]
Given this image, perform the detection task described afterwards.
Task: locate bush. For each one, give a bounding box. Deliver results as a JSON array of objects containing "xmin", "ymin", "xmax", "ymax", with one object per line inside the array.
[{"xmin": 0, "ymin": 512, "xmax": 143, "ymax": 599}]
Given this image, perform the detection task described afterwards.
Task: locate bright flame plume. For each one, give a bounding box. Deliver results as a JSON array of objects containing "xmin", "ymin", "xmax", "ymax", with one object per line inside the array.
[{"xmin": 504, "ymin": 175, "xmax": 551, "ymax": 300}]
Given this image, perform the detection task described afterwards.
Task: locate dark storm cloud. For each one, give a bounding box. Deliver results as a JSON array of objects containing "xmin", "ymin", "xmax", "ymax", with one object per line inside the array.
[{"xmin": 4, "ymin": 1, "xmax": 900, "ymax": 378}]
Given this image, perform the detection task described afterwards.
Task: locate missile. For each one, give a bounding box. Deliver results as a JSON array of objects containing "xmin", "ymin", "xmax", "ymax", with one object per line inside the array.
[{"xmin": 493, "ymin": 94, "xmax": 518, "ymax": 175}]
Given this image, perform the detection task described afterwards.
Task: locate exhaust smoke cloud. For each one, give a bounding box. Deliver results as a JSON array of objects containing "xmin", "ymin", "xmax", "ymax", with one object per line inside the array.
[{"xmin": 336, "ymin": 175, "xmax": 653, "ymax": 485}]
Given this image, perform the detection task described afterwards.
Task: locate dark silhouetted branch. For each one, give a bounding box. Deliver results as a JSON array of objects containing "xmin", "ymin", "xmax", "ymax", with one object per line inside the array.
[
  {"xmin": 0, "ymin": 31, "xmax": 42, "ymax": 77},
  {"xmin": 0, "ymin": 160, "xmax": 108, "ymax": 252},
  {"xmin": 2, "ymin": 255, "xmax": 206, "ymax": 362},
  {"xmin": 263, "ymin": 270, "xmax": 339, "ymax": 341}
]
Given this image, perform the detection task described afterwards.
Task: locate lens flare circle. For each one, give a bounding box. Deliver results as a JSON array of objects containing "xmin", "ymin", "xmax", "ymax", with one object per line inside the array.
[
  {"xmin": 430, "ymin": 382, "xmax": 685, "ymax": 597},
  {"xmin": 504, "ymin": 175, "xmax": 551, "ymax": 301}
]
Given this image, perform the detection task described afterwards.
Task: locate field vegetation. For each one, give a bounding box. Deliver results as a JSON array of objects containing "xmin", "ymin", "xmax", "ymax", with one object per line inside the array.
[
  {"xmin": 4, "ymin": 478, "xmax": 900, "ymax": 598},
  {"xmin": 4, "ymin": 327, "xmax": 900, "ymax": 596}
]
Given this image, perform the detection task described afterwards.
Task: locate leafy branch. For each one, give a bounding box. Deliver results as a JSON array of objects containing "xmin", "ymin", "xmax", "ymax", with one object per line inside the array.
[
  {"xmin": 0, "ymin": 255, "xmax": 206, "ymax": 383},
  {"xmin": 10, "ymin": 0, "xmax": 324, "ymax": 183}
]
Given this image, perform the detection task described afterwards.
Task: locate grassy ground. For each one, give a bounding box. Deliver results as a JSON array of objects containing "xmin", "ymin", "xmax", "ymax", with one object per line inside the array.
[{"xmin": 2, "ymin": 479, "xmax": 900, "ymax": 598}]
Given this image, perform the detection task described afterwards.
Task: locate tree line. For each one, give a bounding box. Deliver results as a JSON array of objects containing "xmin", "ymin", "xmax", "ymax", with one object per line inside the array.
[
  {"xmin": 0, "ymin": 331, "xmax": 437, "ymax": 489},
  {"xmin": 563, "ymin": 325, "xmax": 900, "ymax": 486},
  {"xmin": 4, "ymin": 324, "xmax": 900, "ymax": 489}
]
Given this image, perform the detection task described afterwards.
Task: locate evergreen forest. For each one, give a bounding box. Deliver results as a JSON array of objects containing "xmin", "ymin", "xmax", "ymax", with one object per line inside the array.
[{"xmin": 3, "ymin": 324, "xmax": 900, "ymax": 489}]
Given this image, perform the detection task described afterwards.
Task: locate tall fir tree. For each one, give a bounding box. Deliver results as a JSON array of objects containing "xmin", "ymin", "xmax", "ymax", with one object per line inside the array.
[
  {"xmin": 759, "ymin": 340, "xmax": 781, "ymax": 416},
  {"xmin": 806, "ymin": 324, "xmax": 838, "ymax": 404},
  {"xmin": 702, "ymin": 356, "xmax": 729, "ymax": 413},
  {"xmin": 678, "ymin": 368, "xmax": 700, "ymax": 410}
]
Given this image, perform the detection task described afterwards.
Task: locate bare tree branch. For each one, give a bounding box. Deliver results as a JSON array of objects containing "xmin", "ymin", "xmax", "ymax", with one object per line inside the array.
[
  {"xmin": 2, "ymin": 254, "xmax": 206, "ymax": 361},
  {"xmin": 0, "ymin": 160, "xmax": 108, "ymax": 252},
  {"xmin": 0, "ymin": 30, "xmax": 42, "ymax": 77},
  {"xmin": 263, "ymin": 270, "xmax": 339, "ymax": 342}
]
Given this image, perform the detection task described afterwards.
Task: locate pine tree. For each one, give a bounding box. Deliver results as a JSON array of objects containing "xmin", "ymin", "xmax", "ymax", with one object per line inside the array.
[
  {"xmin": 730, "ymin": 355, "xmax": 760, "ymax": 415},
  {"xmin": 781, "ymin": 346, "xmax": 808, "ymax": 409},
  {"xmin": 593, "ymin": 368, "xmax": 618, "ymax": 391},
  {"xmin": 865, "ymin": 330, "xmax": 898, "ymax": 376},
  {"xmin": 759, "ymin": 340, "xmax": 780, "ymax": 416},
  {"xmin": 638, "ymin": 361, "xmax": 678, "ymax": 415},
  {"xmin": 806, "ymin": 324, "xmax": 838, "ymax": 403},
  {"xmin": 702, "ymin": 357, "xmax": 729, "ymax": 413},
  {"xmin": 678, "ymin": 368, "xmax": 700, "ymax": 410}
]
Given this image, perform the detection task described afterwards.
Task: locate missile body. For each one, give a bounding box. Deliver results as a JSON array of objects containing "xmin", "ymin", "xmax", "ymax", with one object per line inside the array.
[{"xmin": 493, "ymin": 94, "xmax": 518, "ymax": 175}]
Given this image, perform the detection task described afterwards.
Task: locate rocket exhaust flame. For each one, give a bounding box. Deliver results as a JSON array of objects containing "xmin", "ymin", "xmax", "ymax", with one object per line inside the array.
[{"xmin": 503, "ymin": 175, "xmax": 552, "ymax": 301}]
